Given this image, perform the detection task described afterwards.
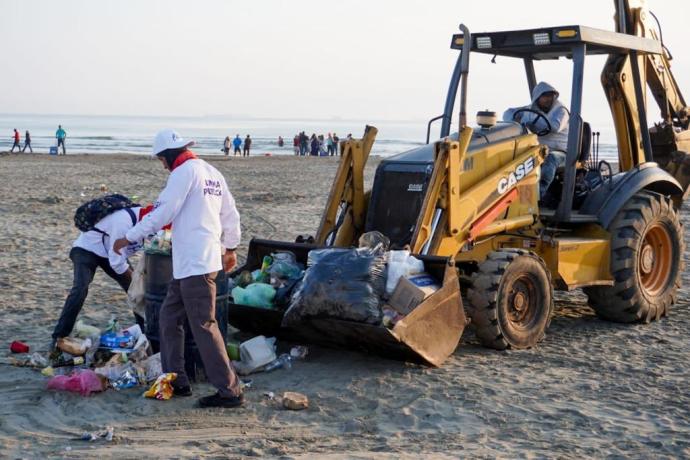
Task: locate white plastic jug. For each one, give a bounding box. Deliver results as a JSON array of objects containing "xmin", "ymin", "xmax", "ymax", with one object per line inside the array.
[{"xmin": 239, "ymin": 336, "xmax": 277, "ymax": 371}]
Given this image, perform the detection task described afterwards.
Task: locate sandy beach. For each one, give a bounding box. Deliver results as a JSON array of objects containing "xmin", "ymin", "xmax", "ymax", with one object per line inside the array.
[{"xmin": 0, "ymin": 152, "xmax": 689, "ymax": 458}]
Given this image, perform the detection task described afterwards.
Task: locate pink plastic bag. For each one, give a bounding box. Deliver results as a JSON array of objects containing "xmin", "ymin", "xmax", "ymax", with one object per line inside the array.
[{"xmin": 46, "ymin": 370, "xmax": 105, "ymax": 396}]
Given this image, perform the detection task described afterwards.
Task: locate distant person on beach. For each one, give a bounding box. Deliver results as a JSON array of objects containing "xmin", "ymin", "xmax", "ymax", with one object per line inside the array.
[
  {"xmin": 318, "ymin": 134, "xmax": 327, "ymax": 156},
  {"xmin": 10, "ymin": 129, "xmax": 20, "ymax": 152},
  {"xmin": 113, "ymin": 129, "xmax": 244, "ymax": 408},
  {"xmin": 22, "ymin": 130, "xmax": 33, "ymax": 153},
  {"xmin": 310, "ymin": 134, "xmax": 319, "ymax": 156},
  {"xmin": 243, "ymin": 135, "xmax": 251, "ymax": 157},
  {"xmin": 293, "ymin": 134, "xmax": 300, "ymax": 155},
  {"xmin": 56, "ymin": 125, "xmax": 67, "ymax": 155},
  {"xmin": 300, "ymin": 131, "xmax": 308, "ymax": 156},
  {"xmin": 327, "ymin": 133, "xmax": 335, "ymax": 156},
  {"xmin": 333, "ymin": 133, "xmax": 340, "ymax": 155},
  {"xmin": 233, "ymin": 134, "xmax": 242, "ymax": 156},
  {"xmin": 51, "ymin": 201, "xmax": 155, "ymax": 348},
  {"xmin": 223, "ymin": 136, "xmax": 231, "ymax": 156},
  {"xmin": 277, "ymin": 136, "xmax": 284, "ymax": 147}
]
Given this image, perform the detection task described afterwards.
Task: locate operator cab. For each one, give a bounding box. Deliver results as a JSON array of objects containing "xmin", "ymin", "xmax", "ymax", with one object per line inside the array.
[{"xmin": 444, "ymin": 24, "xmax": 663, "ymax": 223}]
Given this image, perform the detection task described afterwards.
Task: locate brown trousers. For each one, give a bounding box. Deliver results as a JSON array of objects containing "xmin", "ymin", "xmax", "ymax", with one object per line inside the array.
[{"xmin": 159, "ymin": 272, "xmax": 240, "ymax": 397}]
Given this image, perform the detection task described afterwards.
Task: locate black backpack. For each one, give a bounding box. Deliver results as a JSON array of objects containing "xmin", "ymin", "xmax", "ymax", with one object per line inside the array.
[{"xmin": 74, "ymin": 194, "xmax": 139, "ymax": 234}]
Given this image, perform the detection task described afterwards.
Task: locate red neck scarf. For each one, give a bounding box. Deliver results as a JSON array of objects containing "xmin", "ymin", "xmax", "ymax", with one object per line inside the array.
[
  {"xmin": 171, "ymin": 150, "xmax": 198, "ymax": 171},
  {"xmin": 138, "ymin": 204, "xmax": 172, "ymax": 230}
]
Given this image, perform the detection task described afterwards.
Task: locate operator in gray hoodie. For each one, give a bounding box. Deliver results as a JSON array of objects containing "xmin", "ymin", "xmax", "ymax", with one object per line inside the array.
[{"xmin": 503, "ymin": 81, "xmax": 569, "ymax": 199}]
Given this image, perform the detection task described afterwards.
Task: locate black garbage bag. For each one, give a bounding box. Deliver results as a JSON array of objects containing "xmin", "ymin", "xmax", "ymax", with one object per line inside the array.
[{"xmin": 283, "ymin": 247, "xmax": 386, "ymax": 326}]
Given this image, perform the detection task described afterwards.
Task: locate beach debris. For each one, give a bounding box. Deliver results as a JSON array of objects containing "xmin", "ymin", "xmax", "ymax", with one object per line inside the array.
[
  {"xmin": 46, "ymin": 369, "xmax": 106, "ymax": 396},
  {"xmin": 289, "ymin": 346, "xmax": 308, "ymax": 359},
  {"xmin": 282, "ymin": 392, "xmax": 309, "ymax": 410},
  {"xmin": 57, "ymin": 337, "xmax": 91, "ymax": 356},
  {"xmin": 29, "ymin": 352, "xmax": 49, "ymax": 368},
  {"xmin": 10, "ymin": 340, "xmax": 29, "ymax": 354},
  {"xmin": 112, "ymin": 370, "xmax": 138, "ymax": 390},
  {"xmin": 100, "ymin": 184, "xmax": 108, "ymax": 192},
  {"xmin": 264, "ymin": 354, "xmax": 293, "ymax": 372},
  {"xmin": 263, "ymin": 391, "xmax": 275, "ymax": 400},
  {"xmin": 74, "ymin": 320, "xmax": 101, "ymax": 339},
  {"xmin": 41, "ymin": 366, "xmax": 55, "ymax": 377},
  {"xmin": 240, "ymin": 379, "xmax": 253, "ymax": 390},
  {"xmin": 79, "ymin": 426, "xmax": 114, "ymax": 442},
  {"xmin": 143, "ymin": 373, "xmax": 177, "ymax": 400}
]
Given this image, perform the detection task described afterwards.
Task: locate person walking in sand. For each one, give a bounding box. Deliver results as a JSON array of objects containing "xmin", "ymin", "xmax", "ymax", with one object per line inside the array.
[
  {"xmin": 243, "ymin": 134, "xmax": 251, "ymax": 157},
  {"xmin": 56, "ymin": 125, "xmax": 67, "ymax": 155},
  {"xmin": 10, "ymin": 129, "xmax": 21, "ymax": 152},
  {"xmin": 223, "ymin": 136, "xmax": 231, "ymax": 156},
  {"xmin": 113, "ymin": 129, "xmax": 244, "ymax": 408},
  {"xmin": 51, "ymin": 201, "xmax": 156, "ymax": 348},
  {"xmin": 22, "ymin": 130, "xmax": 33, "ymax": 153},
  {"xmin": 233, "ymin": 134, "xmax": 242, "ymax": 156},
  {"xmin": 293, "ymin": 134, "xmax": 300, "ymax": 155}
]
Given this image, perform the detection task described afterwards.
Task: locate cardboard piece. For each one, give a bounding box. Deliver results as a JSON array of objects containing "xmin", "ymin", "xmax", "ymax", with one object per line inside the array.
[{"xmin": 387, "ymin": 273, "xmax": 441, "ymax": 315}]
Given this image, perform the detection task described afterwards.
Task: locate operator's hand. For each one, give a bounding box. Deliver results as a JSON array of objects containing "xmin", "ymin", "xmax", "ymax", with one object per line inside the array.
[
  {"xmin": 223, "ymin": 250, "xmax": 237, "ymax": 273},
  {"xmin": 113, "ymin": 237, "xmax": 132, "ymax": 255}
]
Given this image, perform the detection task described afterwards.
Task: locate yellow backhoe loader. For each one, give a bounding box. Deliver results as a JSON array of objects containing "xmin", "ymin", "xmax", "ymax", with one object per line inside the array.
[{"xmin": 228, "ymin": 0, "xmax": 688, "ymax": 365}]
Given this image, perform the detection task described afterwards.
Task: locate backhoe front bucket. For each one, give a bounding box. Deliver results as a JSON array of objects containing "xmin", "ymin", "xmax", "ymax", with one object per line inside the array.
[{"xmin": 228, "ymin": 239, "xmax": 466, "ymax": 367}]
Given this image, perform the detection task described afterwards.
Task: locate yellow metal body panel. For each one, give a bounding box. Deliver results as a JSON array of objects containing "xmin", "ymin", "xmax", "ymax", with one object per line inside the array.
[
  {"xmin": 315, "ymin": 126, "xmax": 377, "ymax": 247},
  {"xmin": 540, "ymin": 237, "xmax": 612, "ymax": 290}
]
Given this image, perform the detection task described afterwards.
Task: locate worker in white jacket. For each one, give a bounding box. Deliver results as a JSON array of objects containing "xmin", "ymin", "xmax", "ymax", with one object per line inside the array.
[
  {"xmin": 503, "ymin": 81, "xmax": 570, "ymax": 198},
  {"xmin": 114, "ymin": 129, "xmax": 243, "ymax": 408},
  {"xmin": 52, "ymin": 205, "xmax": 149, "ymax": 344}
]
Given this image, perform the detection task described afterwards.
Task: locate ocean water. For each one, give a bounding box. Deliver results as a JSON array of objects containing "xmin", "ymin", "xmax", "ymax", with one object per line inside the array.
[{"xmin": 0, "ymin": 113, "xmax": 619, "ymax": 160}]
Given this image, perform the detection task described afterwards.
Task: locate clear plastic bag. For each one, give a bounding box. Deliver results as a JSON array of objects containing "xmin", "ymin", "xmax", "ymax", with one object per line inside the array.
[
  {"xmin": 385, "ymin": 250, "xmax": 425, "ymax": 295},
  {"xmin": 283, "ymin": 247, "xmax": 386, "ymax": 326}
]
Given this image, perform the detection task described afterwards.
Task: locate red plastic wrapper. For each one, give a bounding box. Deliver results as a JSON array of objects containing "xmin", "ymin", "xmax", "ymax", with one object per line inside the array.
[{"xmin": 10, "ymin": 341, "xmax": 30, "ymax": 353}]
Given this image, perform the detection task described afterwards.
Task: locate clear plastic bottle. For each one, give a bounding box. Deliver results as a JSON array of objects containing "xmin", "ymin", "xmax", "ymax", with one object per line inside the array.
[{"xmin": 263, "ymin": 354, "xmax": 293, "ymax": 372}]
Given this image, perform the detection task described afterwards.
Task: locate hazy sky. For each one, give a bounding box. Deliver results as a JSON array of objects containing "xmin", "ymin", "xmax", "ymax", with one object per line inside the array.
[{"xmin": 2, "ymin": 0, "xmax": 689, "ymax": 126}]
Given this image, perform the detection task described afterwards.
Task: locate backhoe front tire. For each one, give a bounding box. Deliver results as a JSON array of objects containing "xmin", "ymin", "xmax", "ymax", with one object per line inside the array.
[
  {"xmin": 467, "ymin": 250, "xmax": 554, "ymax": 350},
  {"xmin": 585, "ymin": 192, "xmax": 683, "ymax": 323}
]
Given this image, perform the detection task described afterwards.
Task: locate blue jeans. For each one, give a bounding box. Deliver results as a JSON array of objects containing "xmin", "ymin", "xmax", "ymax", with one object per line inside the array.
[
  {"xmin": 540, "ymin": 151, "xmax": 566, "ymax": 199},
  {"xmin": 52, "ymin": 247, "xmax": 136, "ymax": 339}
]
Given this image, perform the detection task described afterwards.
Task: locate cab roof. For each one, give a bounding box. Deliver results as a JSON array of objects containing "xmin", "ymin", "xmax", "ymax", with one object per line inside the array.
[{"xmin": 451, "ymin": 25, "xmax": 662, "ymax": 60}]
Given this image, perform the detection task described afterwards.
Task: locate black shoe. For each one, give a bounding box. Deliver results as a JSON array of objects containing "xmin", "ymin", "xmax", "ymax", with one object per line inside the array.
[
  {"xmin": 173, "ymin": 385, "xmax": 193, "ymax": 397},
  {"xmin": 198, "ymin": 392, "xmax": 244, "ymax": 408}
]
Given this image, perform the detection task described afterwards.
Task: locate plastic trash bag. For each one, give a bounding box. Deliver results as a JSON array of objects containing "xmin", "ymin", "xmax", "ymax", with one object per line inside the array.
[
  {"xmin": 267, "ymin": 252, "xmax": 303, "ymax": 281},
  {"xmin": 358, "ymin": 231, "xmax": 390, "ymax": 252},
  {"xmin": 232, "ymin": 283, "xmax": 276, "ymax": 308},
  {"xmin": 385, "ymin": 250, "xmax": 425, "ymax": 295},
  {"xmin": 46, "ymin": 369, "xmax": 106, "ymax": 396},
  {"xmin": 284, "ymin": 247, "xmax": 386, "ymax": 326}
]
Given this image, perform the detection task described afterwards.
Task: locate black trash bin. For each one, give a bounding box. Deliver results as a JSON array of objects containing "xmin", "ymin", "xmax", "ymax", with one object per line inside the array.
[{"xmin": 144, "ymin": 252, "xmax": 229, "ymax": 382}]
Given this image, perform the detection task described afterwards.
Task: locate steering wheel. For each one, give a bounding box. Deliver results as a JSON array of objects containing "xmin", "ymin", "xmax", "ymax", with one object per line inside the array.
[{"xmin": 512, "ymin": 108, "xmax": 552, "ymax": 137}]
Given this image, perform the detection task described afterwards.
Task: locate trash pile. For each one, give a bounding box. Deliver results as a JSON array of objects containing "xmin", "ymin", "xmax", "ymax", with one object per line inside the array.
[
  {"xmin": 228, "ymin": 334, "xmax": 308, "ymax": 376},
  {"xmin": 229, "ymin": 231, "xmax": 442, "ymax": 330},
  {"xmin": 229, "ymin": 252, "xmax": 305, "ymax": 309},
  {"xmin": 9, "ymin": 317, "xmax": 173, "ymax": 399},
  {"xmin": 144, "ymin": 229, "xmax": 172, "ymax": 255}
]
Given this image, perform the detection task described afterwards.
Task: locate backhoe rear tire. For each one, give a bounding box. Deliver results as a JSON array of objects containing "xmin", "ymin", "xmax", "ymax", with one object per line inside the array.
[
  {"xmin": 467, "ymin": 249, "xmax": 554, "ymax": 350},
  {"xmin": 584, "ymin": 192, "xmax": 683, "ymax": 323}
]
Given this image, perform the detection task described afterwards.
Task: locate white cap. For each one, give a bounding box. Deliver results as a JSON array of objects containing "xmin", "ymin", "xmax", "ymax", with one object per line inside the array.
[{"xmin": 152, "ymin": 129, "xmax": 195, "ymax": 156}]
